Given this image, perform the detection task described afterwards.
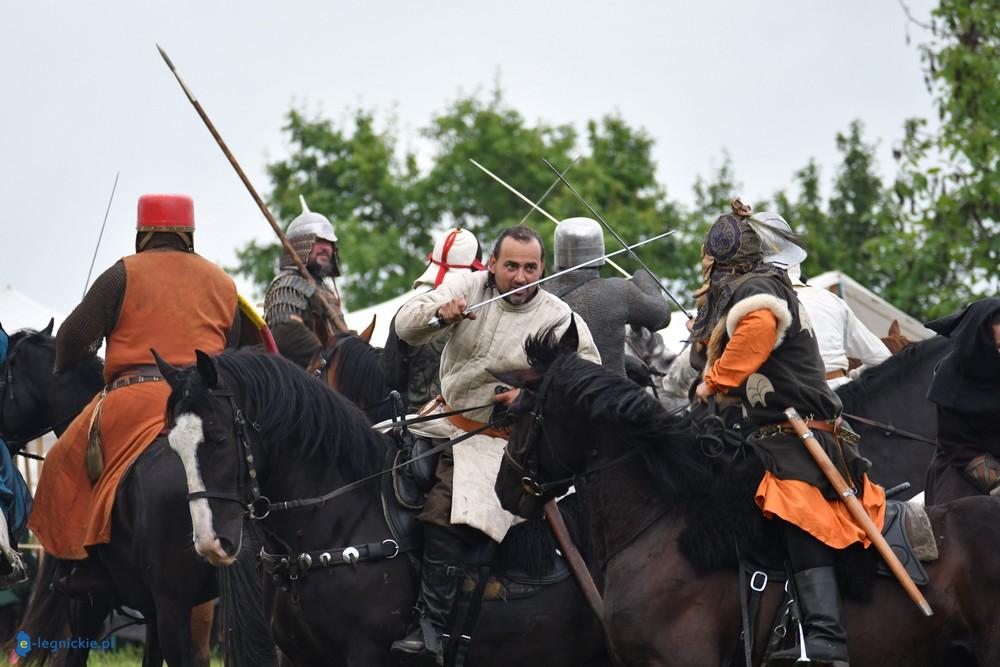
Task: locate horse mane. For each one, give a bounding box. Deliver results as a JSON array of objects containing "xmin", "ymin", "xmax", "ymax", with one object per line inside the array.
[
  {"xmin": 836, "ymin": 335, "xmax": 949, "ymax": 410},
  {"xmin": 9, "ymin": 327, "xmax": 104, "ymax": 380},
  {"xmin": 328, "ymin": 334, "xmax": 391, "ymax": 418},
  {"xmin": 525, "ymin": 328, "xmax": 709, "ymax": 507},
  {"xmin": 208, "ymin": 350, "xmax": 385, "ymax": 481}
]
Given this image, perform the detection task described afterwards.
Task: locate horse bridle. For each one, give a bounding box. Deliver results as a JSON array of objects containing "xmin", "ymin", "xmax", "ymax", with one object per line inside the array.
[
  {"xmin": 185, "ymin": 387, "xmax": 272, "ymax": 521},
  {"xmin": 506, "ymin": 368, "xmax": 637, "ymax": 500},
  {"xmin": 0, "ymin": 333, "xmax": 76, "ymax": 449}
]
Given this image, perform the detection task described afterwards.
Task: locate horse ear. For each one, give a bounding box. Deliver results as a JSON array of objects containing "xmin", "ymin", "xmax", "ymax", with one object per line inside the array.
[
  {"xmin": 359, "ymin": 315, "xmax": 377, "ymax": 344},
  {"xmin": 888, "ymin": 319, "xmax": 901, "ymax": 337},
  {"xmin": 151, "ymin": 349, "xmax": 182, "ymax": 387},
  {"xmin": 41, "ymin": 318, "xmax": 54, "ymax": 337},
  {"xmin": 491, "ymin": 367, "xmax": 543, "ymax": 390},
  {"xmin": 195, "ymin": 350, "xmax": 220, "ymax": 389},
  {"xmin": 558, "ymin": 315, "xmax": 579, "ymax": 354}
]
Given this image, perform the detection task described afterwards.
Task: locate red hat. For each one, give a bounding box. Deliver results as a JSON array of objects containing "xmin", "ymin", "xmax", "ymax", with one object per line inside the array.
[{"xmin": 136, "ymin": 194, "xmax": 195, "ymax": 232}]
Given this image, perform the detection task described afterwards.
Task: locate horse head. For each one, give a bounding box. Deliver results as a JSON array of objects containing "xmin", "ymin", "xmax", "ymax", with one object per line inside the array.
[
  {"xmin": 314, "ymin": 330, "xmax": 392, "ymax": 423},
  {"xmin": 0, "ymin": 320, "xmax": 102, "ymax": 448},
  {"xmin": 159, "ymin": 349, "xmax": 249, "ymax": 566},
  {"xmin": 492, "ymin": 318, "xmax": 604, "ymax": 519}
]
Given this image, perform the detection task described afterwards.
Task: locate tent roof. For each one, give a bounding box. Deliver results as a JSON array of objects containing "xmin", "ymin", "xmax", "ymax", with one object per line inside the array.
[
  {"xmin": 343, "ymin": 289, "xmax": 424, "ymax": 347},
  {"xmin": 0, "ymin": 285, "xmax": 64, "ymax": 335},
  {"xmin": 807, "ymin": 271, "xmax": 933, "ymax": 342}
]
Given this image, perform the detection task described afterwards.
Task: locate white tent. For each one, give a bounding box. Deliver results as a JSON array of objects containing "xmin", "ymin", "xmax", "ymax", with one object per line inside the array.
[
  {"xmin": 807, "ymin": 271, "xmax": 934, "ymax": 342},
  {"xmin": 0, "ymin": 285, "xmax": 64, "ymax": 334},
  {"xmin": 343, "ymin": 289, "xmax": 424, "ymax": 347}
]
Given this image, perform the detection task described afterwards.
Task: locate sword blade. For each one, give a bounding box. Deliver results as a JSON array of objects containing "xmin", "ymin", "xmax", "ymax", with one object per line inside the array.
[
  {"xmin": 542, "ymin": 158, "xmax": 691, "ymax": 318},
  {"xmin": 427, "ymin": 230, "xmax": 675, "ymax": 327},
  {"xmin": 518, "ymin": 156, "xmax": 580, "ymax": 226}
]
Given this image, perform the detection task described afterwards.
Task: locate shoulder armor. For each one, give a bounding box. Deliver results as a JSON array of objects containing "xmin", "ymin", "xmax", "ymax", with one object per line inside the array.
[{"xmin": 264, "ymin": 271, "xmax": 316, "ymax": 326}]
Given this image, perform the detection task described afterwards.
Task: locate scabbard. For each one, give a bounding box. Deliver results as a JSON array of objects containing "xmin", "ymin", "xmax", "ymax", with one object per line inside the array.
[
  {"xmin": 783, "ymin": 408, "xmax": 933, "ymax": 617},
  {"xmin": 543, "ymin": 499, "xmax": 605, "ymax": 624}
]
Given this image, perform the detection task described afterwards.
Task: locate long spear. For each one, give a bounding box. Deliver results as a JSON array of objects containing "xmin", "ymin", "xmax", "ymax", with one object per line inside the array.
[
  {"xmin": 155, "ymin": 44, "xmax": 348, "ymax": 333},
  {"xmin": 541, "ymin": 158, "xmax": 691, "ymax": 318},
  {"xmin": 83, "ymin": 171, "xmax": 120, "ymax": 298}
]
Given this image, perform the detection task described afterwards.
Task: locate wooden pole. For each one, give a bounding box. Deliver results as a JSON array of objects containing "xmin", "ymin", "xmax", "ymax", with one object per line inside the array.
[
  {"xmin": 783, "ymin": 408, "xmax": 933, "ymax": 617},
  {"xmin": 543, "ymin": 499, "xmax": 605, "ymax": 624}
]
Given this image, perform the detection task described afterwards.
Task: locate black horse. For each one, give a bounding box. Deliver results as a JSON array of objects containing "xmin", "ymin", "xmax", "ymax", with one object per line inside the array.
[
  {"xmin": 314, "ymin": 330, "xmax": 396, "ymax": 424},
  {"xmin": 494, "ymin": 322, "xmax": 1000, "ymax": 666},
  {"xmin": 159, "ymin": 348, "xmax": 610, "ymax": 667},
  {"xmin": 1, "ymin": 325, "xmax": 221, "ymax": 667},
  {"xmin": 835, "ymin": 336, "xmax": 951, "ymax": 500}
]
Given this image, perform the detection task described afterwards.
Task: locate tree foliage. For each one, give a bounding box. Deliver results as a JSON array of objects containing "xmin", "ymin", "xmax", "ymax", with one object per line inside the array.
[{"xmin": 233, "ymin": 0, "xmax": 998, "ymax": 321}]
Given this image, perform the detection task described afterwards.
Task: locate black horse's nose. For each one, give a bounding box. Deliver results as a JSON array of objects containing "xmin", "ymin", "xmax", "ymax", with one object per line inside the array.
[{"xmin": 217, "ymin": 536, "xmax": 238, "ymax": 557}]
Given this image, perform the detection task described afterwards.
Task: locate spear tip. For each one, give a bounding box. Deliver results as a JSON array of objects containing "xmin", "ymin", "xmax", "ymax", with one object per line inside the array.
[{"xmin": 156, "ymin": 43, "xmax": 175, "ymax": 71}]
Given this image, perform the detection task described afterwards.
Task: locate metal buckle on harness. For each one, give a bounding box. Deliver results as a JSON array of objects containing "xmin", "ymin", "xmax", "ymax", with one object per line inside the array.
[
  {"xmin": 521, "ymin": 476, "xmax": 544, "ymax": 497},
  {"xmin": 382, "ymin": 539, "xmax": 400, "ymax": 559},
  {"xmin": 750, "ymin": 570, "xmax": 768, "ymax": 592},
  {"xmin": 248, "ymin": 496, "xmax": 271, "ymax": 520}
]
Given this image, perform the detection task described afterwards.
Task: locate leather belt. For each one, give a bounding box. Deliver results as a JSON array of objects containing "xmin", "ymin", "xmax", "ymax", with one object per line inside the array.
[
  {"xmin": 758, "ymin": 417, "xmax": 841, "ymax": 438},
  {"xmin": 825, "ymin": 369, "xmax": 848, "ymax": 381},
  {"xmin": 107, "ymin": 365, "xmax": 164, "ymax": 392},
  {"xmin": 444, "ymin": 404, "xmax": 509, "ymax": 440}
]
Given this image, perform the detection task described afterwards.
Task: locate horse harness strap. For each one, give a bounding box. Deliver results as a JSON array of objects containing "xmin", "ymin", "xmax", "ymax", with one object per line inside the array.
[
  {"xmin": 840, "ymin": 412, "xmax": 938, "ymax": 447},
  {"xmin": 259, "ymin": 536, "xmax": 422, "ymax": 581}
]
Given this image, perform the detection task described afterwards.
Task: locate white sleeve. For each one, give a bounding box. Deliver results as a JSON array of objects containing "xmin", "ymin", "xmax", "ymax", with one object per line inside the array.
[
  {"xmin": 844, "ymin": 311, "xmax": 891, "ymax": 378},
  {"xmin": 394, "ymin": 275, "xmax": 475, "ymax": 346}
]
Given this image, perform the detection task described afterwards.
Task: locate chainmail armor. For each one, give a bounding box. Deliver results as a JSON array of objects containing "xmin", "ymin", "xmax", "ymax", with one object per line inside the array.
[
  {"xmin": 56, "ymin": 236, "xmax": 242, "ymax": 370},
  {"xmin": 279, "ymin": 236, "xmax": 316, "ymax": 273},
  {"xmin": 543, "ymin": 268, "xmax": 670, "ymax": 376}
]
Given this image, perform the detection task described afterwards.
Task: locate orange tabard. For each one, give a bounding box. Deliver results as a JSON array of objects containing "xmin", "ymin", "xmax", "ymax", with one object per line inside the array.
[
  {"xmin": 756, "ymin": 472, "xmax": 886, "ymax": 549},
  {"xmin": 29, "ymin": 251, "xmax": 236, "ymax": 559}
]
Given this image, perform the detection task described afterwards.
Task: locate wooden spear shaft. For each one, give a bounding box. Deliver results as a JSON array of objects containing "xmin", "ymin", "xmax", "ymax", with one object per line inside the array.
[
  {"xmin": 783, "ymin": 408, "xmax": 933, "ymax": 617},
  {"xmin": 543, "ymin": 499, "xmax": 605, "ymax": 624},
  {"xmin": 156, "ymin": 44, "xmax": 348, "ymax": 333}
]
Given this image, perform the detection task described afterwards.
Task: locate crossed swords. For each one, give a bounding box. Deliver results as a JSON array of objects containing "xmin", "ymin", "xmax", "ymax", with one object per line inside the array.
[{"xmin": 467, "ymin": 158, "xmax": 691, "ymax": 318}]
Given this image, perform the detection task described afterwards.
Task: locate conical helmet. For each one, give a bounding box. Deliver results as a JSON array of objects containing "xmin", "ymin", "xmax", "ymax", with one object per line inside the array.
[
  {"xmin": 555, "ymin": 217, "xmax": 605, "ymax": 270},
  {"xmin": 281, "ymin": 195, "xmax": 340, "ymax": 274}
]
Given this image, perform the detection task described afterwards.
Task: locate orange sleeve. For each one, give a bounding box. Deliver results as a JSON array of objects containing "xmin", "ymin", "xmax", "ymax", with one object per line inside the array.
[{"xmin": 704, "ymin": 309, "xmax": 778, "ymax": 393}]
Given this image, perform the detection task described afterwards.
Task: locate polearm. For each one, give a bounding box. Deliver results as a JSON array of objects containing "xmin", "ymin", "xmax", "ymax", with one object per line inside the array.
[
  {"xmin": 544, "ymin": 499, "xmax": 605, "ymax": 624},
  {"xmin": 83, "ymin": 171, "xmax": 120, "ymax": 298},
  {"xmin": 469, "ymin": 159, "xmax": 632, "ymax": 279},
  {"xmin": 428, "ymin": 230, "xmax": 675, "ymax": 327},
  {"xmin": 156, "ymin": 44, "xmax": 349, "ymax": 333},
  {"xmin": 542, "ymin": 158, "xmax": 691, "ymax": 319},
  {"xmin": 783, "ymin": 408, "xmax": 934, "ymax": 617},
  {"xmin": 518, "ymin": 156, "xmax": 580, "ymax": 225}
]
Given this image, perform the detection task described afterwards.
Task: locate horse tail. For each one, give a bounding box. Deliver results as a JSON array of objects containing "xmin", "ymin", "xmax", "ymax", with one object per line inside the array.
[
  {"xmin": 218, "ymin": 521, "xmax": 276, "ymax": 667},
  {"xmin": 9, "ymin": 556, "xmax": 69, "ymax": 666}
]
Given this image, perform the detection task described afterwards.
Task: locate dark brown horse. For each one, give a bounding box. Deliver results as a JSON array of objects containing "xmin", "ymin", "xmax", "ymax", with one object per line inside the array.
[
  {"xmin": 158, "ymin": 348, "xmax": 610, "ymax": 666},
  {"xmin": 494, "ymin": 321, "xmax": 1000, "ymax": 666}
]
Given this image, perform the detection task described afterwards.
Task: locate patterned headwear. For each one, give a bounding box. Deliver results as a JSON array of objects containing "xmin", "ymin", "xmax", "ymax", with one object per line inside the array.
[{"xmin": 690, "ymin": 199, "xmax": 790, "ymax": 341}]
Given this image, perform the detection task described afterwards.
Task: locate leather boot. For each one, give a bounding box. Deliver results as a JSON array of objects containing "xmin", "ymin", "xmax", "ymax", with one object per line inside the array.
[
  {"xmin": 51, "ymin": 557, "xmax": 111, "ymax": 599},
  {"xmin": 769, "ymin": 567, "xmax": 849, "ymax": 667},
  {"xmin": 391, "ymin": 526, "xmax": 466, "ymax": 666}
]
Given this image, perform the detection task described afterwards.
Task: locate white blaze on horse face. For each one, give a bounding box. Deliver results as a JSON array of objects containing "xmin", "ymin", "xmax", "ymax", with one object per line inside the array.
[{"xmin": 168, "ymin": 413, "xmax": 228, "ymax": 562}]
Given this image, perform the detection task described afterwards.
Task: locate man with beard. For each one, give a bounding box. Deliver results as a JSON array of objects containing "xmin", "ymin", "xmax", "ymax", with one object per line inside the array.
[
  {"xmin": 264, "ymin": 196, "xmax": 347, "ymax": 368},
  {"xmin": 923, "ymin": 298, "xmax": 1000, "ymax": 504},
  {"xmin": 390, "ymin": 225, "xmax": 600, "ymax": 665}
]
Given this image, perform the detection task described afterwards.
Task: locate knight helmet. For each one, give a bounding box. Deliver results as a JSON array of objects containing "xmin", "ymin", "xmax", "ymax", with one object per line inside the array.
[
  {"xmin": 554, "ymin": 217, "xmax": 605, "ymax": 270},
  {"xmin": 281, "ymin": 195, "xmax": 340, "ymax": 275}
]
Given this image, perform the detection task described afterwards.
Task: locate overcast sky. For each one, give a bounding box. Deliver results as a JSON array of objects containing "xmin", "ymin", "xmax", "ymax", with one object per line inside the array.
[{"xmin": 1, "ymin": 0, "xmax": 936, "ymax": 316}]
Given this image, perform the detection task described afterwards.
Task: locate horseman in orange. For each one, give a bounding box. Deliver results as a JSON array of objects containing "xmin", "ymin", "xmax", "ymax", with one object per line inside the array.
[{"xmin": 30, "ymin": 194, "xmax": 241, "ymax": 594}]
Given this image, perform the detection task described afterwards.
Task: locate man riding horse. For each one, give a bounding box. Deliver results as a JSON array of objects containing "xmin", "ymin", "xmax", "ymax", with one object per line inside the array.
[
  {"xmin": 691, "ymin": 200, "xmax": 885, "ymax": 667},
  {"xmin": 383, "ymin": 227, "xmax": 486, "ymax": 413},
  {"xmin": 264, "ymin": 195, "xmax": 347, "ymax": 368},
  {"xmin": 755, "ymin": 211, "xmax": 891, "ymax": 388},
  {"xmin": 390, "ymin": 224, "xmax": 600, "ymax": 665},
  {"xmin": 923, "ymin": 297, "xmax": 1000, "ymax": 504},
  {"xmin": 30, "ymin": 194, "xmax": 242, "ymax": 595},
  {"xmin": 543, "ymin": 217, "xmax": 671, "ymax": 377}
]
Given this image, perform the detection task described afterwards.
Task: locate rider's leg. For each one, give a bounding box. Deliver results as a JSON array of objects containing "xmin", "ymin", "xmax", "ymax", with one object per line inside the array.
[{"xmin": 770, "ymin": 522, "xmax": 849, "ymax": 667}]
